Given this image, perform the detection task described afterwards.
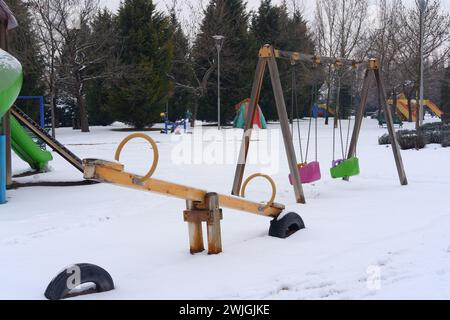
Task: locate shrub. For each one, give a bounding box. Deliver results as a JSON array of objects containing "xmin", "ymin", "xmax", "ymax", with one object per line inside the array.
[
  {"xmin": 397, "ymin": 130, "xmax": 426, "ymax": 150},
  {"xmin": 442, "ymin": 130, "xmax": 450, "ymax": 148},
  {"xmin": 378, "ymin": 133, "xmax": 390, "ymax": 145},
  {"xmin": 378, "ymin": 130, "xmax": 426, "ymax": 150}
]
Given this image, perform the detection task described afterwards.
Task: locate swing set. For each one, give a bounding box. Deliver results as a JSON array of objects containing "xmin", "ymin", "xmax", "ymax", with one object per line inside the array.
[
  {"xmin": 289, "ymin": 57, "xmax": 360, "ymax": 185},
  {"xmin": 233, "ymin": 45, "xmax": 408, "ymax": 205}
]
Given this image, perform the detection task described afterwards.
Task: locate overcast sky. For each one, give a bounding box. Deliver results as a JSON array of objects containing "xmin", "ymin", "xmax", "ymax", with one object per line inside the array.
[{"xmin": 100, "ymin": 0, "xmax": 450, "ymax": 19}]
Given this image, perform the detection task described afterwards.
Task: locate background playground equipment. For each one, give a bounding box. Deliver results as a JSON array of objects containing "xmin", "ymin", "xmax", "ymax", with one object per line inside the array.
[
  {"xmin": 388, "ymin": 98, "xmax": 443, "ymax": 122},
  {"xmin": 312, "ymin": 104, "xmax": 336, "ymax": 118},
  {"xmin": 160, "ymin": 112, "xmax": 190, "ymax": 134},
  {"xmin": 378, "ymin": 111, "xmax": 404, "ymax": 128},
  {"xmin": 83, "ymin": 133, "xmax": 305, "ymax": 255},
  {"xmin": 17, "ymin": 96, "xmax": 45, "ymax": 128},
  {"xmin": 233, "ymin": 98, "xmax": 267, "ymax": 129}
]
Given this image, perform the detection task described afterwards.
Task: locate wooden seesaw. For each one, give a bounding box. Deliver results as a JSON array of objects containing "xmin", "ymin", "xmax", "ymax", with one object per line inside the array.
[{"xmin": 83, "ymin": 133, "xmax": 305, "ymax": 255}]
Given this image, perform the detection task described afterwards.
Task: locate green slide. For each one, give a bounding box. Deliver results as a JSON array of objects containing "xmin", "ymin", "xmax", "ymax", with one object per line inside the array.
[
  {"xmin": 10, "ymin": 116, "xmax": 53, "ymax": 171},
  {"xmin": 1, "ymin": 48, "xmax": 52, "ymax": 171}
]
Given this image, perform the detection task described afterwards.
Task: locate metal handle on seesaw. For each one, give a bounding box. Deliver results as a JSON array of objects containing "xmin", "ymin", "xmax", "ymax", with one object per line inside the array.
[
  {"xmin": 114, "ymin": 133, "xmax": 160, "ymax": 183},
  {"xmin": 240, "ymin": 173, "xmax": 277, "ymax": 211}
]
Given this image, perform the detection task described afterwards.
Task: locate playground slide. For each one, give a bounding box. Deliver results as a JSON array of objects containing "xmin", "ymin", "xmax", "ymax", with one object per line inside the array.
[
  {"xmin": 10, "ymin": 116, "xmax": 53, "ymax": 171},
  {"xmin": 396, "ymin": 100, "xmax": 416, "ymax": 122},
  {"xmin": 1, "ymin": 49, "xmax": 53, "ymax": 171},
  {"xmin": 0, "ymin": 49, "xmax": 22, "ymax": 118},
  {"xmin": 11, "ymin": 106, "xmax": 83, "ymax": 172},
  {"xmin": 393, "ymin": 99, "xmax": 443, "ymax": 122},
  {"xmin": 426, "ymin": 100, "xmax": 443, "ymax": 118}
]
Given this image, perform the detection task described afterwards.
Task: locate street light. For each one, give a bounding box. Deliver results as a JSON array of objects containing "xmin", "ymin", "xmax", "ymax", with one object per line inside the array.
[
  {"xmin": 418, "ymin": 0, "xmax": 428, "ymax": 128},
  {"xmin": 213, "ymin": 35, "xmax": 225, "ymax": 130}
]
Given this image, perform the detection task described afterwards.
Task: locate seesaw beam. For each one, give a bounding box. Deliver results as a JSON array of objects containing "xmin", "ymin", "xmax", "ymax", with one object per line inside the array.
[{"xmin": 83, "ymin": 159, "xmax": 285, "ymax": 219}]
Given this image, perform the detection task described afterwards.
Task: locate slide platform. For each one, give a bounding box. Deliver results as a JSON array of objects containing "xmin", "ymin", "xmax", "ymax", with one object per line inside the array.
[{"xmin": 1, "ymin": 48, "xmax": 52, "ymax": 171}]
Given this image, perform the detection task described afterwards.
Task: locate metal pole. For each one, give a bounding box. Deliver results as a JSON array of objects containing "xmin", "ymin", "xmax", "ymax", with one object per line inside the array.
[
  {"xmin": 218, "ymin": 48, "xmax": 221, "ymax": 130},
  {"xmin": 418, "ymin": 1, "xmax": 427, "ymax": 127}
]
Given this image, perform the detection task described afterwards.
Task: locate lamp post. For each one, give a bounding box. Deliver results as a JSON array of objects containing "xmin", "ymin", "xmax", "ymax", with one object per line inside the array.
[
  {"xmin": 213, "ymin": 35, "xmax": 225, "ymax": 130},
  {"xmin": 418, "ymin": 0, "xmax": 428, "ymax": 128}
]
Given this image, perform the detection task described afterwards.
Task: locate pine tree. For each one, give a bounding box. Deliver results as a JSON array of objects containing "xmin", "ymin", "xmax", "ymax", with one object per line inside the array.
[
  {"xmin": 167, "ymin": 11, "xmax": 195, "ymax": 122},
  {"xmin": 7, "ymin": 0, "xmax": 45, "ymax": 123},
  {"xmin": 193, "ymin": 0, "xmax": 256, "ymax": 125},
  {"xmin": 250, "ymin": 1, "xmax": 315, "ymax": 121},
  {"xmin": 110, "ymin": 0, "xmax": 174, "ymax": 129},
  {"xmin": 85, "ymin": 9, "xmax": 118, "ymax": 126}
]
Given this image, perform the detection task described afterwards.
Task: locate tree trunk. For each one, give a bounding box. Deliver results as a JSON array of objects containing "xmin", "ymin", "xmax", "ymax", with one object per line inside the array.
[
  {"xmin": 191, "ymin": 95, "xmax": 200, "ymax": 128},
  {"xmin": 392, "ymin": 89, "xmax": 397, "ymax": 118},
  {"xmin": 407, "ymin": 97, "xmax": 413, "ymax": 122},
  {"xmin": 50, "ymin": 84, "xmax": 56, "ymax": 138},
  {"xmin": 76, "ymin": 90, "xmax": 90, "ymax": 133}
]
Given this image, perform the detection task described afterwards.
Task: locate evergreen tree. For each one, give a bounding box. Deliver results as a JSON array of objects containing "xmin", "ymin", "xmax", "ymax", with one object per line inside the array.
[
  {"xmin": 250, "ymin": 1, "xmax": 315, "ymax": 121},
  {"xmin": 7, "ymin": 0, "xmax": 45, "ymax": 123},
  {"xmin": 167, "ymin": 11, "xmax": 195, "ymax": 122},
  {"xmin": 193, "ymin": 0, "xmax": 256, "ymax": 125},
  {"xmin": 110, "ymin": 0, "xmax": 174, "ymax": 129},
  {"xmin": 85, "ymin": 9, "xmax": 118, "ymax": 126}
]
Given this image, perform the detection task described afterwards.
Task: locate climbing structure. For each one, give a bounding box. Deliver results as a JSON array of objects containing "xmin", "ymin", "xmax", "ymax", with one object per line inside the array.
[{"xmin": 233, "ymin": 98, "xmax": 267, "ymax": 129}]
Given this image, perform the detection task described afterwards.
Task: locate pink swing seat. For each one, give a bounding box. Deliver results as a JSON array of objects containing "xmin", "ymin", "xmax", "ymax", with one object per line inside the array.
[{"xmin": 289, "ymin": 161, "xmax": 322, "ymax": 185}]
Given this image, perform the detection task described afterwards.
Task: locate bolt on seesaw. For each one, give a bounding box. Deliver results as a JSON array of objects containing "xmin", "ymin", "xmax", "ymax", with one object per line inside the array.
[{"xmin": 83, "ymin": 133, "xmax": 305, "ymax": 255}]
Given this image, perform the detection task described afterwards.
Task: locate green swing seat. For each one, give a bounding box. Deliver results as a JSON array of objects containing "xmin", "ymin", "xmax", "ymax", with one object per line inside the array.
[{"xmin": 330, "ymin": 157, "xmax": 360, "ymax": 179}]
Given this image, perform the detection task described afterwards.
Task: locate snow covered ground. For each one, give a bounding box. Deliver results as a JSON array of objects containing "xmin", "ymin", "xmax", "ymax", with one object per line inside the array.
[{"xmin": 1, "ymin": 117, "xmax": 449, "ymax": 300}]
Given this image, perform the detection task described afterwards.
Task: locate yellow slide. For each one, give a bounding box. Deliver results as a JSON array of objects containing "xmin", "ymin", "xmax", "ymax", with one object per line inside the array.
[
  {"xmin": 425, "ymin": 100, "xmax": 443, "ymax": 118},
  {"xmin": 397, "ymin": 100, "xmax": 417, "ymax": 122},
  {"xmin": 388, "ymin": 99, "xmax": 443, "ymax": 121}
]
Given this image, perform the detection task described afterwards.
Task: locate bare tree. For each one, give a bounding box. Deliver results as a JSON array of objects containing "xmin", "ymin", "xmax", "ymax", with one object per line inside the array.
[
  {"xmin": 29, "ymin": 0, "xmax": 65, "ymax": 137},
  {"xmin": 397, "ymin": 0, "xmax": 450, "ymax": 103},
  {"xmin": 314, "ymin": 0, "xmax": 369, "ymax": 125},
  {"xmin": 165, "ymin": 0, "xmax": 220, "ymax": 126},
  {"xmin": 367, "ymin": 0, "xmax": 405, "ymax": 117},
  {"xmin": 55, "ymin": 0, "xmax": 120, "ymax": 133}
]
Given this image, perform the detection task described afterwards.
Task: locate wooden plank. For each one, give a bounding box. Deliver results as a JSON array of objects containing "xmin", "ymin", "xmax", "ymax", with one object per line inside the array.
[
  {"xmin": 186, "ymin": 200, "xmax": 205, "ymax": 254},
  {"xmin": 206, "ymin": 193, "xmax": 222, "ymax": 255},
  {"xmin": 232, "ymin": 57, "xmax": 268, "ymax": 196},
  {"xmin": 267, "ymin": 55, "xmax": 306, "ymax": 204},
  {"xmin": 374, "ymin": 69, "xmax": 408, "ymax": 186},
  {"xmin": 84, "ymin": 160, "xmax": 284, "ymax": 218}
]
